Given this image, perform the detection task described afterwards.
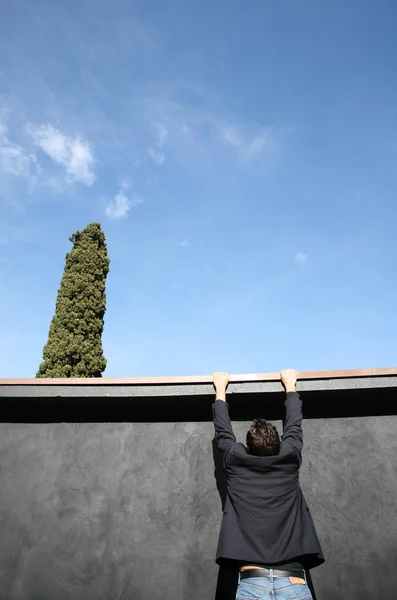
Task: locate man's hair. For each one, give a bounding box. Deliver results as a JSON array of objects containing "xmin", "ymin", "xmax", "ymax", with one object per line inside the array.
[{"xmin": 246, "ymin": 418, "xmax": 280, "ymax": 456}]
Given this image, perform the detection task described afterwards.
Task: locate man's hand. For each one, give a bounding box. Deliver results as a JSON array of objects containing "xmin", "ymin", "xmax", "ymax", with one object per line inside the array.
[
  {"xmin": 281, "ymin": 369, "xmax": 298, "ymax": 393},
  {"xmin": 213, "ymin": 372, "xmax": 229, "ymax": 402}
]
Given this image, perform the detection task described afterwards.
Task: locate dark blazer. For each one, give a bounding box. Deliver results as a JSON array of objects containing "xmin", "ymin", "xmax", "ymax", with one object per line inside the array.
[{"xmin": 212, "ymin": 392, "xmax": 324, "ymax": 570}]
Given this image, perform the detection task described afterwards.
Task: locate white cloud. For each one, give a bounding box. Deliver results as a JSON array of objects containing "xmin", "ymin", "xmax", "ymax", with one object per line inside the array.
[
  {"xmin": 29, "ymin": 124, "xmax": 95, "ymax": 185},
  {"xmin": 169, "ymin": 235, "xmax": 190, "ymax": 248},
  {"xmin": 219, "ymin": 123, "xmax": 278, "ymax": 165},
  {"xmin": 105, "ymin": 189, "xmax": 144, "ymax": 220},
  {"xmin": 148, "ymin": 146, "xmax": 165, "ymax": 165},
  {"xmin": 140, "ymin": 93, "xmax": 282, "ymax": 169},
  {"xmin": 0, "ymin": 121, "xmax": 36, "ymax": 178},
  {"xmin": 148, "ymin": 122, "xmax": 168, "ymax": 165},
  {"xmin": 118, "ymin": 176, "xmax": 133, "ymax": 190},
  {"xmin": 294, "ymin": 252, "xmax": 308, "ymax": 263}
]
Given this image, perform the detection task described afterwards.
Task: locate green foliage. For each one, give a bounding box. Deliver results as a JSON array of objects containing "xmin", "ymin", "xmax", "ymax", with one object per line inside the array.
[{"xmin": 36, "ymin": 223, "xmax": 110, "ymax": 378}]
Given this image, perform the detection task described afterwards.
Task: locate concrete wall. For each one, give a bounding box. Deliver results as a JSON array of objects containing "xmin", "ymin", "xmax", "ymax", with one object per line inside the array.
[{"xmin": 0, "ymin": 414, "xmax": 397, "ymax": 599}]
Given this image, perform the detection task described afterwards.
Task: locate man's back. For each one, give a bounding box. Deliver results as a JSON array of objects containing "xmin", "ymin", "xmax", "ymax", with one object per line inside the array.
[{"xmin": 213, "ymin": 392, "xmax": 324, "ymax": 569}]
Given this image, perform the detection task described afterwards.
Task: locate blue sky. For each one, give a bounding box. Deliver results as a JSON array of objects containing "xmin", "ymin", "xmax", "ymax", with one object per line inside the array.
[{"xmin": 0, "ymin": 0, "xmax": 396, "ymax": 378}]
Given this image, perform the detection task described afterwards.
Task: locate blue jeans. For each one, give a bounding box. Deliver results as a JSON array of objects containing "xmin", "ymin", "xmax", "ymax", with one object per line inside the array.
[{"xmin": 236, "ymin": 575, "xmax": 313, "ymax": 599}]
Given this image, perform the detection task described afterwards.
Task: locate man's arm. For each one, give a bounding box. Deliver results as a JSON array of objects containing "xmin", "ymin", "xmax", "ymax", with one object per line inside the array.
[
  {"xmin": 212, "ymin": 372, "xmax": 237, "ymax": 459},
  {"xmin": 280, "ymin": 369, "xmax": 303, "ymax": 462}
]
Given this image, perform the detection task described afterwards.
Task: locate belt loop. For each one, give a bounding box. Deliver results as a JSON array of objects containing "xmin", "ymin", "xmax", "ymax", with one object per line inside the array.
[
  {"xmin": 270, "ymin": 568, "xmax": 273, "ymax": 585},
  {"xmin": 238, "ymin": 570, "xmax": 241, "ymax": 584}
]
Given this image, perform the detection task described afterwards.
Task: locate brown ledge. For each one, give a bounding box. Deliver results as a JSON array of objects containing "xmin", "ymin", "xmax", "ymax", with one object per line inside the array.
[{"xmin": 1, "ymin": 366, "xmax": 397, "ymax": 386}]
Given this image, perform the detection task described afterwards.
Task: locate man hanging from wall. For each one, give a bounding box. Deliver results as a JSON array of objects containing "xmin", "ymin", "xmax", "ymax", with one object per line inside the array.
[{"xmin": 212, "ymin": 369, "xmax": 324, "ymax": 600}]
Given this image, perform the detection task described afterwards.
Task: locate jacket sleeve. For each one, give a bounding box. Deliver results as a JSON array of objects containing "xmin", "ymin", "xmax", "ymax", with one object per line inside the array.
[
  {"xmin": 281, "ymin": 392, "xmax": 303, "ymax": 463},
  {"xmin": 212, "ymin": 401, "xmax": 237, "ymax": 461}
]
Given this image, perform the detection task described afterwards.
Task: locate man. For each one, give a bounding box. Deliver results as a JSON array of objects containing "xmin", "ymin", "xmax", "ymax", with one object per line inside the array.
[{"xmin": 212, "ymin": 369, "xmax": 324, "ymax": 600}]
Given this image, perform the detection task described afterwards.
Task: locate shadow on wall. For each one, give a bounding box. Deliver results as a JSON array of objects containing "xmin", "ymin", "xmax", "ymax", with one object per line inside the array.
[
  {"xmin": 2, "ymin": 384, "xmax": 397, "ymax": 424},
  {"xmin": 211, "ymin": 440, "xmax": 318, "ymax": 600}
]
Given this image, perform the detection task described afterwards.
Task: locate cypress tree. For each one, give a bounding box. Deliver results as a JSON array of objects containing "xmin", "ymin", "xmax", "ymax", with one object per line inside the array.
[{"xmin": 36, "ymin": 222, "xmax": 110, "ymax": 378}]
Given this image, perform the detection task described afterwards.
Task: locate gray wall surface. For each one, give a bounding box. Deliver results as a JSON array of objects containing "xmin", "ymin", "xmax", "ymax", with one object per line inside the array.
[{"xmin": 1, "ymin": 415, "xmax": 397, "ymax": 600}]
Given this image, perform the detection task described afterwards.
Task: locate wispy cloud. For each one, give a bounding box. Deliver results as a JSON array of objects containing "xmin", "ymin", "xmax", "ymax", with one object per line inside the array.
[
  {"xmin": 118, "ymin": 176, "xmax": 133, "ymax": 190},
  {"xmin": 219, "ymin": 123, "xmax": 279, "ymax": 165},
  {"xmin": 169, "ymin": 235, "xmax": 190, "ymax": 248},
  {"xmin": 148, "ymin": 121, "xmax": 168, "ymax": 166},
  {"xmin": 294, "ymin": 252, "xmax": 308, "ymax": 263},
  {"xmin": 140, "ymin": 92, "xmax": 283, "ymax": 170},
  {"xmin": 2, "ymin": 110, "xmax": 147, "ymax": 221},
  {"xmin": 29, "ymin": 124, "xmax": 95, "ymax": 185},
  {"xmin": 0, "ymin": 121, "xmax": 36, "ymax": 179},
  {"xmin": 105, "ymin": 189, "xmax": 144, "ymax": 220},
  {"xmin": 1, "ymin": 75, "xmax": 285, "ymax": 221}
]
